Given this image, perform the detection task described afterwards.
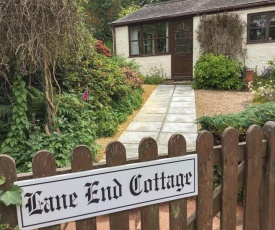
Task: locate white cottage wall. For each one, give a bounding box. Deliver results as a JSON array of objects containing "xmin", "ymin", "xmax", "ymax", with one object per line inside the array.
[
  {"xmin": 238, "ymin": 6, "xmax": 275, "ymax": 74},
  {"xmin": 193, "ymin": 5, "xmax": 275, "ymax": 74},
  {"xmin": 114, "ymin": 26, "xmax": 172, "ymax": 78},
  {"xmin": 115, "ymin": 4, "xmax": 275, "ymax": 79}
]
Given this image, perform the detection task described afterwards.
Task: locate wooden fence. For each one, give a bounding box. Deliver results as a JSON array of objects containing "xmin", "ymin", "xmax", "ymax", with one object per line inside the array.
[{"xmin": 0, "ymin": 121, "xmax": 275, "ymax": 230}]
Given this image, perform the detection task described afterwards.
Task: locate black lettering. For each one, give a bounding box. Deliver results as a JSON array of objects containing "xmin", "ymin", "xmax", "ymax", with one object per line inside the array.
[
  {"xmin": 154, "ymin": 173, "xmax": 159, "ymax": 191},
  {"xmin": 69, "ymin": 192, "xmax": 78, "ymax": 208},
  {"xmin": 25, "ymin": 191, "xmax": 43, "ymax": 216},
  {"xmin": 167, "ymin": 175, "xmax": 175, "ymax": 189},
  {"xmin": 185, "ymin": 172, "xmax": 192, "ymax": 185},
  {"xmin": 130, "ymin": 174, "xmax": 143, "ymax": 196},
  {"xmin": 176, "ymin": 173, "xmax": 184, "ymax": 192},
  {"xmin": 101, "ymin": 186, "xmax": 112, "ymax": 202},
  {"xmin": 85, "ymin": 182, "xmax": 100, "ymax": 204},
  {"xmin": 160, "ymin": 172, "xmax": 166, "ymax": 190},
  {"xmin": 55, "ymin": 195, "xmax": 62, "ymax": 210},
  {"xmin": 144, "ymin": 179, "xmax": 152, "ymax": 193},
  {"xmin": 113, "ymin": 179, "xmax": 122, "ymax": 199}
]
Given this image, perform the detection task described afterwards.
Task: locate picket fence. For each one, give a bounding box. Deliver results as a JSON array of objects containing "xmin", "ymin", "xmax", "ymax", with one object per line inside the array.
[{"xmin": 0, "ymin": 121, "xmax": 275, "ymax": 230}]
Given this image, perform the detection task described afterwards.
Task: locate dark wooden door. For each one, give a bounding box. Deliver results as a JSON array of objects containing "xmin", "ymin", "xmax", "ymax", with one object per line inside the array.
[{"xmin": 171, "ymin": 18, "xmax": 193, "ymax": 80}]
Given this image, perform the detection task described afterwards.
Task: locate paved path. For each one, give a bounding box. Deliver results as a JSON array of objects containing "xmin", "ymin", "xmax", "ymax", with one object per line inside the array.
[{"xmin": 102, "ymin": 85, "xmax": 197, "ymax": 161}]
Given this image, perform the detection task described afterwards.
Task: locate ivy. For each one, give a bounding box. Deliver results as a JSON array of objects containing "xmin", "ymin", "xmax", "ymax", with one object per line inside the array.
[
  {"xmin": 0, "ymin": 176, "xmax": 22, "ymax": 230},
  {"xmin": 1, "ymin": 73, "xmax": 30, "ymax": 155}
]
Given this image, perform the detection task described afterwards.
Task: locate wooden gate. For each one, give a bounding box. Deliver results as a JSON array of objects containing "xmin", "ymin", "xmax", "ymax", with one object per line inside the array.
[{"xmin": 1, "ymin": 121, "xmax": 275, "ymax": 230}]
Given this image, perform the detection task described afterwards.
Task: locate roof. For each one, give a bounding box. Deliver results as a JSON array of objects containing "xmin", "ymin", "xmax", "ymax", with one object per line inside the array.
[{"xmin": 110, "ymin": 0, "xmax": 275, "ymax": 26}]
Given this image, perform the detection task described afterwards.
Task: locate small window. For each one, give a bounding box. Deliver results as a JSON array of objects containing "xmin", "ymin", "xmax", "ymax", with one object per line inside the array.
[
  {"xmin": 248, "ymin": 11, "xmax": 275, "ymax": 42},
  {"xmin": 129, "ymin": 22, "xmax": 169, "ymax": 56}
]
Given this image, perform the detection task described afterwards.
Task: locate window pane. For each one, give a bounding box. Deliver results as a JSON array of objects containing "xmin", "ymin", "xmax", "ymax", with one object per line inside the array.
[
  {"xmin": 250, "ymin": 28, "xmax": 266, "ymax": 40},
  {"xmin": 176, "ymin": 46, "xmax": 184, "ymax": 53},
  {"xmin": 157, "ymin": 38, "xmax": 168, "ymax": 53},
  {"xmin": 270, "ymin": 13, "xmax": 275, "ymax": 26},
  {"xmin": 176, "ymin": 39, "xmax": 184, "ymax": 46},
  {"xmin": 250, "ymin": 14, "xmax": 266, "ymax": 27},
  {"xmin": 176, "ymin": 22, "xmax": 190, "ymax": 32},
  {"xmin": 131, "ymin": 41, "xmax": 140, "ymax": 55},
  {"xmin": 143, "ymin": 24, "xmax": 155, "ymax": 40},
  {"xmin": 130, "ymin": 26, "xmax": 141, "ymax": 40},
  {"xmin": 269, "ymin": 27, "xmax": 275, "ymax": 40},
  {"xmin": 143, "ymin": 40, "xmax": 154, "ymax": 54},
  {"xmin": 157, "ymin": 22, "xmax": 168, "ymax": 38}
]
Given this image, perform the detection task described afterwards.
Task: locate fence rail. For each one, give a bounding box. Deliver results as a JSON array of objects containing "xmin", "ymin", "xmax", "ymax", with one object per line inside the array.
[{"xmin": 1, "ymin": 121, "xmax": 275, "ymax": 230}]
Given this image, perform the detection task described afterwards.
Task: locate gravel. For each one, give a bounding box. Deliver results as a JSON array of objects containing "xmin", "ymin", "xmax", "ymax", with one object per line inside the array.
[{"xmin": 195, "ymin": 89, "xmax": 253, "ymax": 118}]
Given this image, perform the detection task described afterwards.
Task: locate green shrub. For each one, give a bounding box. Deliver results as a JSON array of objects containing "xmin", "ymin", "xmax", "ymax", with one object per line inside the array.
[
  {"xmin": 193, "ymin": 53, "xmax": 244, "ymax": 90},
  {"xmin": 196, "ymin": 102, "xmax": 275, "ymax": 142}
]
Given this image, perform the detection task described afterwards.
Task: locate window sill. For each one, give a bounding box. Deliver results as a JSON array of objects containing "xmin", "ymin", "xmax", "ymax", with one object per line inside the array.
[
  {"xmin": 246, "ymin": 40, "xmax": 275, "ymax": 44},
  {"xmin": 129, "ymin": 52, "xmax": 171, "ymax": 58}
]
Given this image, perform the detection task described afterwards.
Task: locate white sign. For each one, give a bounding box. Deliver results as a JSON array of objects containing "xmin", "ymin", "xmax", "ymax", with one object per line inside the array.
[{"xmin": 16, "ymin": 154, "xmax": 197, "ymax": 230}]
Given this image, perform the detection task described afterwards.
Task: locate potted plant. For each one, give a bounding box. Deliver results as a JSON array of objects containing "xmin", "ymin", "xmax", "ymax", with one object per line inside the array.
[{"xmin": 243, "ymin": 67, "xmax": 254, "ymax": 90}]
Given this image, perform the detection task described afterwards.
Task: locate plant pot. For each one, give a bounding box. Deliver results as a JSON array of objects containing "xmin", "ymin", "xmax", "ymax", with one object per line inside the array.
[{"xmin": 245, "ymin": 70, "xmax": 254, "ymax": 90}]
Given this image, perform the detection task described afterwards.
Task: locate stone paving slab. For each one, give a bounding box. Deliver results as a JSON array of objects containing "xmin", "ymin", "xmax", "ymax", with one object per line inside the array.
[
  {"xmin": 165, "ymin": 114, "xmax": 197, "ymax": 123},
  {"xmin": 168, "ymin": 107, "xmax": 196, "ymax": 114},
  {"xmin": 133, "ymin": 114, "xmax": 165, "ymax": 122},
  {"xmin": 126, "ymin": 122, "xmax": 162, "ymax": 132},
  {"xmin": 101, "ymin": 85, "xmax": 197, "ymax": 162},
  {"xmin": 139, "ymin": 106, "xmax": 168, "ymax": 114},
  {"xmin": 161, "ymin": 122, "xmax": 197, "ymax": 133}
]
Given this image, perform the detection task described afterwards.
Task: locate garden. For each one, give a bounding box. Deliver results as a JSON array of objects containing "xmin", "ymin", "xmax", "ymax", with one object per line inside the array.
[{"xmin": 0, "ymin": 1, "xmax": 147, "ymax": 173}]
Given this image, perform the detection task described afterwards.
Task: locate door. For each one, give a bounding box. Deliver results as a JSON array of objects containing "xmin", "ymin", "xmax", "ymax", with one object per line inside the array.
[{"xmin": 171, "ymin": 18, "xmax": 193, "ymax": 80}]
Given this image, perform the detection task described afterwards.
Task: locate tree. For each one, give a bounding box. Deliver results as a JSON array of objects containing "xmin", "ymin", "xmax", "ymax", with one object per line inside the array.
[
  {"xmin": 82, "ymin": 0, "xmax": 171, "ymax": 42},
  {"xmin": 0, "ymin": 0, "xmax": 83, "ymax": 134}
]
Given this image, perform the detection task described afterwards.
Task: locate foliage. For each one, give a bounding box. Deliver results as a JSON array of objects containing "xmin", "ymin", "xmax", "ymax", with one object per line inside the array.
[
  {"xmin": 196, "ymin": 102, "xmax": 275, "ymax": 142},
  {"xmin": 0, "ymin": 73, "xmax": 30, "ymax": 160},
  {"xmin": 0, "ymin": 177, "xmax": 21, "ymax": 230},
  {"xmin": 0, "ymin": 0, "xmax": 84, "ymax": 133},
  {"xmin": 193, "ymin": 53, "xmax": 244, "ymax": 90},
  {"xmin": 118, "ymin": 4, "xmax": 140, "ymax": 18},
  {"xmin": 141, "ymin": 66, "xmax": 166, "ymax": 84},
  {"xmin": 197, "ymin": 13, "xmax": 246, "ymax": 58},
  {"xmin": 94, "ymin": 40, "xmax": 112, "ymax": 57},
  {"xmin": 80, "ymin": 0, "xmax": 170, "ymax": 43},
  {"xmin": 121, "ymin": 67, "xmax": 143, "ymax": 89},
  {"xmin": 96, "ymin": 88, "xmax": 143, "ymax": 137},
  {"xmin": 0, "ymin": 1, "xmax": 144, "ymax": 173},
  {"xmin": 0, "ymin": 176, "xmax": 22, "ymax": 207},
  {"xmin": 248, "ymin": 60, "xmax": 275, "ymax": 103}
]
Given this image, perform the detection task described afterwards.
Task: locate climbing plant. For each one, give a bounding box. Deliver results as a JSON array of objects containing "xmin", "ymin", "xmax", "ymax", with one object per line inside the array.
[{"xmin": 196, "ymin": 13, "xmax": 246, "ymax": 58}]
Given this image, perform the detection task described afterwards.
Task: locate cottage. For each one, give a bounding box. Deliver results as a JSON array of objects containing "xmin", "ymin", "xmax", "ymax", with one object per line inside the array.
[{"xmin": 110, "ymin": 0, "xmax": 275, "ymax": 80}]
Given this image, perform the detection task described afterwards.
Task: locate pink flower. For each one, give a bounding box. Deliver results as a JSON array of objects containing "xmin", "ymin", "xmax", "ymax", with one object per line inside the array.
[
  {"xmin": 20, "ymin": 62, "xmax": 26, "ymax": 76},
  {"xmin": 82, "ymin": 90, "xmax": 89, "ymax": 101}
]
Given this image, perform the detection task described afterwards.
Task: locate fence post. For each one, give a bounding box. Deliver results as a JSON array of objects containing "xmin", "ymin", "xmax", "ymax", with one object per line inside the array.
[
  {"xmin": 196, "ymin": 131, "xmax": 214, "ymax": 230},
  {"xmin": 32, "ymin": 151, "xmax": 61, "ymax": 230},
  {"xmin": 71, "ymin": 145, "xmax": 97, "ymax": 230},
  {"xmin": 106, "ymin": 141, "xmax": 129, "ymax": 230},
  {"xmin": 168, "ymin": 134, "xmax": 187, "ymax": 230},
  {"xmin": 139, "ymin": 137, "xmax": 159, "ymax": 230},
  {"xmin": 243, "ymin": 125, "xmax": 263, "ymax": 230},
  {"xmin": 220, "ymin": 127, "xmax": 239, "ymax": 230},
  {"xmin": 0, "ymin": 155, "xmax": 18, "ymax": 228},
  {"xmin": 261, "ymin": 121, "xmax": 275, "ymax": 229}
]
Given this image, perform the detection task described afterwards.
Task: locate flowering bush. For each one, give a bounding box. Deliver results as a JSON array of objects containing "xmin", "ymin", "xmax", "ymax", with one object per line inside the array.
[
  {"xmin": 121, "ymin": 67, "xmax": 143, "ymax": 89},
  {"xmin": 94, "ymin": 40, "xmax": 111, "ymax": 57},
  {"xmin": 248, "ymin": 60, "xmax": 275, "ymax": 103},
  {"xmin": 249, "ymin": 80, "xmax": 275, "ymax": 102}
]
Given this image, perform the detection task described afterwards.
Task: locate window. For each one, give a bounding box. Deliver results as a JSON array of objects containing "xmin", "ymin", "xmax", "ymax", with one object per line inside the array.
[
  {"xmin": 129, "ymin": 22, "xmax": 169, "ymax": 56},
  {"xmin": 248, "ymin": 11, "xmax": 275, "ymax": 42}
]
